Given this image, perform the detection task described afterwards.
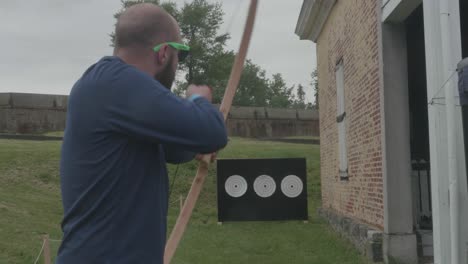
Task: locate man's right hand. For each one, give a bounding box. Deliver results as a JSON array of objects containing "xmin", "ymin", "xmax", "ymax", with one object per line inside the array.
[{"xmin": 186, "ymin": 84, "xmax": 213, "ymax": 103}]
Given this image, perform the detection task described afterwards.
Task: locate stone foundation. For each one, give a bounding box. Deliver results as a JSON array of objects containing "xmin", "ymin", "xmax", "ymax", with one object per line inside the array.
[{"xmin": 318, "ymin": 207, "xmax": 383, "ymax": 262}]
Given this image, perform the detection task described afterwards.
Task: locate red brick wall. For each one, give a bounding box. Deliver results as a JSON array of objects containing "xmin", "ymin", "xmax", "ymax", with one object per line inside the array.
[{"xmin": 316, "ymin": 0, "xmax": 384, "ymax": 229}]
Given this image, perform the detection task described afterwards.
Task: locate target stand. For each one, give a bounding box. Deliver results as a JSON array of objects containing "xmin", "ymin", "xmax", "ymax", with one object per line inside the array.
[{"xmin": 217, "ymin": 158, "xmax": 308, "ymax": 222}]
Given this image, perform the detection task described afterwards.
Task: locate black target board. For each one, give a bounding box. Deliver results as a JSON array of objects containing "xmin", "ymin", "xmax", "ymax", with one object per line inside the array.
[{"xmin": 217, "ymin": 158, "xmax": 308, "ymax": 222}]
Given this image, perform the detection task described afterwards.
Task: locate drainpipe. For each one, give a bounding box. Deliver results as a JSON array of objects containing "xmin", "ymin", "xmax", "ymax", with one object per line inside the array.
[{"xmin": 439, "ymin": 0, "xmax": 459, "ymax": 263}]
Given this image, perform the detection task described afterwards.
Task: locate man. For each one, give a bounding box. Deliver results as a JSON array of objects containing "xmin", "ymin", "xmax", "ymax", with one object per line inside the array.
[{"xmin": 56, "ymin": 4, "xmax": 227, "ymax": 264}]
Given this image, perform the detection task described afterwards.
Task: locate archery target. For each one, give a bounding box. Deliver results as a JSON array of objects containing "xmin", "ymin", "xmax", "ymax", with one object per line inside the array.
[
  {"xmin": 225, "ymin": 175, "xmax": 248, "ymax": 198},
  {"xmin": 253, "ymin": 175, "xmax": 276, "ymax": 198},
  {"xmin": 217, "ymin": 158, "xmax": 308, "ymax": 222},
  {"xmin": 281, "ymin": 175, "xmax": 304, "ymax": 198}
]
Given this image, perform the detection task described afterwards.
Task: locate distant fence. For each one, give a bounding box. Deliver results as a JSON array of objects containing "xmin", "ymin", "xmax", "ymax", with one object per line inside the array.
[
  {"xmin": 0, "ymin": 93, "xmax": 67, "ymax": 134},
  {"xmin": 0, "ymin": 93, "xmax": 319, "ymax": 138},
  {"xmin": 226, "ymin": 106, "xmax": 319, "ymax": 138}
]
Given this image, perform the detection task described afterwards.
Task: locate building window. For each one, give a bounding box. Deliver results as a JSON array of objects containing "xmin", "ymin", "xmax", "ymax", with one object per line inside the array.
[{"xmin": 335, "ymin": 60, "xmax": 348, "ymax": 180}]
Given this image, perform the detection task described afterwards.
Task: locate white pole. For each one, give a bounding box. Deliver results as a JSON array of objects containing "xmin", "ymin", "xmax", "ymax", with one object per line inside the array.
[
  {"xmin": 439, "ymin": 0, "xmax": 460, "ymax": 263},
  {"xmin": 423, "ymin": 1, "xmax": 450, "ymax": 262}
]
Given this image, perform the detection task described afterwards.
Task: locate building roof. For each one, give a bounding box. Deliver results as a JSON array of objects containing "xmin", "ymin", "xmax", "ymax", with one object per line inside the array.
[{"xmin": 294, "ymin": 0, "xmax": 336, "ymax": 42}]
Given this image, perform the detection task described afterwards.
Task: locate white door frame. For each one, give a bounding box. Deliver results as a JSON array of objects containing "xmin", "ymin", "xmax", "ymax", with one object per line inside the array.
[{"xmin": 379, "ymin": 1, "xmax": 421, "ymax": 263}]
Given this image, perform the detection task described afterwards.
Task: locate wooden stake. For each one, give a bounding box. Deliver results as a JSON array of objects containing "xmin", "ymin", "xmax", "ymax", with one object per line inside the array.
[{"xmin": 43, "ymin": 234, "xmax": 51, "ymax": 264}]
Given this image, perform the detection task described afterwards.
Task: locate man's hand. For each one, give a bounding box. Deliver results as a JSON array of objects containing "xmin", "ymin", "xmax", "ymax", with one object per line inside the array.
[
  {"xmin": 186, "ymin": 84, "xmax": 213, "ymax": 102},
  {"xmin": 195, "ymin": 153, "xmax": 217, "ymax": 164},
  {"xmin": 187, "ymin": 85, "xmax": 218, "ymax": 165}
]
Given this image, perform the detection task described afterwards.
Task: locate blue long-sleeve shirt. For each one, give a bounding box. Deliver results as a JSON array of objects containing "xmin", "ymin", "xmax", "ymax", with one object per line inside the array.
[{"xmin": 57, "ymin": 56, "xmax": 227, "ymax": 264}]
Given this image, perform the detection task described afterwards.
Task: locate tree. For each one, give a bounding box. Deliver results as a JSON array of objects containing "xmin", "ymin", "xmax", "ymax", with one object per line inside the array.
[
  {"xmin": 233, "ymin": 60, "xmax": 269, "ymax": 107},
  {"xmin": 293, "ymin": 84, "xmax": 306, "ymax": 109},
  {"xmin": 175, "ymin": 46, "xmax": 239, "ymax": 104},
  {"xmin": 111, "ymin": 1, "xmax": 299, "ymax": 109},
  {"xmin": 311, "ymin": 69, "xmax": 319, "ymax": 109},
  {"xmin": 177, "ymin": 0, "xmax": 226, "ymax": 85},
  {"xmin": 267, "ymin": 73, "xmax": 294, "ymax": 108}
]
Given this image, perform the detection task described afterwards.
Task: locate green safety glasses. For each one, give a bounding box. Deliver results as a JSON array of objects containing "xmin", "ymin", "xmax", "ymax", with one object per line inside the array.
[{"xmin": 153, "ymin": 42, "xmax": 190, "ymax": 62}]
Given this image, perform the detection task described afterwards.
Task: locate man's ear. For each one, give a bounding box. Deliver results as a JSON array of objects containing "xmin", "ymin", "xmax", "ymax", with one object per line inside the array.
[{"xmin": 156, "ymin": 45, "xmax": 169, "ymax": 65}]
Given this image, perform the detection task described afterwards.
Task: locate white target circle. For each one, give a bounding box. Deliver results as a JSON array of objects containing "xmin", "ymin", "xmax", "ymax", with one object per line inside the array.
[
  {"xmin": 253, "ymin": 175, "xmax": 276, "ymax": 198},
  {"xmin": 281, "ymin": 175, "xmax": 304, "ymax": 198},
  {"xmin": 225, "ymin": 175, "xmax": 248, "ymax": 198}
]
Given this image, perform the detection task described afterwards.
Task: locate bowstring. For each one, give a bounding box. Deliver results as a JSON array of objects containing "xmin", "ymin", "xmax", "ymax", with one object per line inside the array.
[
  {"xmin": 168, "ymin": 164, "xmax": 180, "ymax": 202},
  {"xmin": 219, "ymin": 0, "xmax": 245, "ymax": 39},
  {"xmin": 168, "ymin": 1, "xmax": 245, "ymax": 203}
]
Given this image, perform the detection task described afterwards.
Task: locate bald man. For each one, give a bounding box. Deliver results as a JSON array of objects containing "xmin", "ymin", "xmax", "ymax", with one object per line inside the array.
[{"xmin": 57, "ymin": 4, "xmax": 227, "ymax": 264}]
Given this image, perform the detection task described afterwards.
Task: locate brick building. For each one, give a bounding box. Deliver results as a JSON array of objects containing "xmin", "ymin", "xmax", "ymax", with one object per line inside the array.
[{"xmin": 295, "ymin": 0, "xmax": 468, "ymax": 263}]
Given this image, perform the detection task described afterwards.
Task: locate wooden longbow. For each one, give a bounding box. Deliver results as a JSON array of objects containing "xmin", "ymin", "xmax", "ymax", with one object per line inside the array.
[{"xmin": 163, "ymin": 1, "xmax": 258, "ymax": 263}]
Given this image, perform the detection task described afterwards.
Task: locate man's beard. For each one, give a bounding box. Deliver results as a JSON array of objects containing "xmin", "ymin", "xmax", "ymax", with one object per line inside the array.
[{"xmin": 155, "ymin": 57, "xmax": 176, "ymax": 90}]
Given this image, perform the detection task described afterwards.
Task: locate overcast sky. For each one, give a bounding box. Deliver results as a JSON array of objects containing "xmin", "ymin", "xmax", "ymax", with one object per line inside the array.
[{"xmin": 0, "ymin": 0, "xmax": 316, "ymax": 101}]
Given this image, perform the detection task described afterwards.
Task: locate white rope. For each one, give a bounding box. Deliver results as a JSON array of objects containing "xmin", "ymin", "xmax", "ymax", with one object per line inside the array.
[
  {"xmin": 428, "ymin": 69, "xmax": 458, "ymax": 105},
  {"xmin": 32, "ymin": 239, "xmax": 46, "ymax": 264}
]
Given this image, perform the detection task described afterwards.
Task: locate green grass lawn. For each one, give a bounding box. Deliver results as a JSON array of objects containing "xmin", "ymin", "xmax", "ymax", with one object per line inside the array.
[
  {"xmin": 283, "ymin": 136, "xmax": 320, "ymax": 140},
  {"xmin": 0, "ymin": 137, "xmax": 370, "ymax": 264},
  {"xmin": 41, "ymin": 131, "xmax": 64, "ymax": 137}
]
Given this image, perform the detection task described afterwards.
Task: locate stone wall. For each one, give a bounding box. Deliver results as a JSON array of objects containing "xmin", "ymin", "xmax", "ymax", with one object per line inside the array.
[
  {"xmin": 316, "ymin": 0, "xmax": 384, "ymax": 229},
  {"xmin": 0, "ymin": 93, "xmax": 319, "ymax": 138}
]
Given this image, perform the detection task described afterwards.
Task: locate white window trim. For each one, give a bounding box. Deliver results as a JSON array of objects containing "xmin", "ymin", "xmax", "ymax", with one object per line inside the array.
[{"xmin": 335, "ymin": 60, "xmax": 348, "ymax": 180}]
